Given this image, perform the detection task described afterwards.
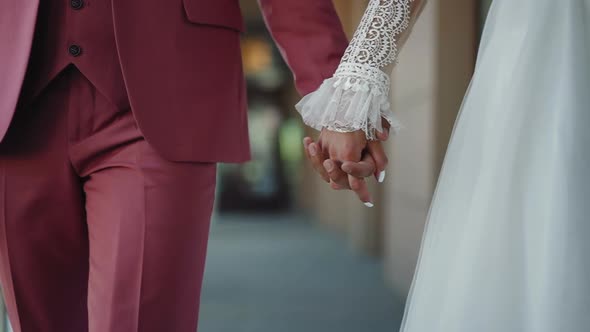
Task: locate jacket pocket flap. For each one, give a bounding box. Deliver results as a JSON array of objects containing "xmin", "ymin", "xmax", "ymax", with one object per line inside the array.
[{"xmin": 182, "ymin": 0, "xmax": 244, "ymax": 32}]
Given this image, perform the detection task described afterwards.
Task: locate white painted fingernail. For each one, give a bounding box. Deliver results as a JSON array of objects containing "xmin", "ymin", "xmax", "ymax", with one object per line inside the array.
[
  {"xmin": 378, "ymin": 171, "xmax": 386, "ymax": 183},
  {"xmin": 364, "ymin": 202, "xmax": 374, "ymax": 208}
]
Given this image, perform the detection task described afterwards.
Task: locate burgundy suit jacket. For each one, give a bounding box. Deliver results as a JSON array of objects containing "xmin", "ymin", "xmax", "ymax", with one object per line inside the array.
[{"xmin": 0, "ymin": 0, "xmax": 348, "ymax": 162}]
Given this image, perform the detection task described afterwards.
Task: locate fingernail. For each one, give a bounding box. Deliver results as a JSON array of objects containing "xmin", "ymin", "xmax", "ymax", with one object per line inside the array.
[
  {"xmin": 364, "ymin": 202, "xmax": 374, "ymax": 208},
  {"xmin": 378, "ymin": 171, "xmax": 386, "ymax": 183},
  {"xmin": 324, "ymin": 160, "xmax": 334, "ymax": 172},
  {"xmin": 309, "ymin": 144, "xmax": 317, "ymax": 157}
]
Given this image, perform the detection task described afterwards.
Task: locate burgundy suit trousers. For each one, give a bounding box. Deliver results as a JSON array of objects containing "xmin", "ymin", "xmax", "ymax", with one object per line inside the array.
[{"xmin": 0, "ymin": 67, "xmax": 217, "ymax": 332}]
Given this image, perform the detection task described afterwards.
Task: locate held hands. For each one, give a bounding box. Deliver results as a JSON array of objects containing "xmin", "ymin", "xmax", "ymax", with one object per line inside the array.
[{"xmin": 303, "ymin": 125, "xmax": 390, "ymax": 206}]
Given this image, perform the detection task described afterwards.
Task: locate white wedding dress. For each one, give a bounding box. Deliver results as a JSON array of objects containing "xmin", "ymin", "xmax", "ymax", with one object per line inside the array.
[{"xmin": 298, "ymin": 0, "xmax": 590, "ymax": 331}]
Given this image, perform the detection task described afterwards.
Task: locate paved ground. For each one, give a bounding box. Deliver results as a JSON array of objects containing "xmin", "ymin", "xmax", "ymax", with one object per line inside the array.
[
  {"xmin": 198, "ymin": 214, "xmax": 405, "ymax": 332},
  {"xmin": 4, "ymin": 214, "xmax": 404, "ymax": 332}
]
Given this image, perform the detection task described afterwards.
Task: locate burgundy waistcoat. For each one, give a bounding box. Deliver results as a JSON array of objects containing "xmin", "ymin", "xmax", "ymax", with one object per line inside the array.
[{"xmin": 21, "ymin": 0, "xmax": 128, "ymax": 110}]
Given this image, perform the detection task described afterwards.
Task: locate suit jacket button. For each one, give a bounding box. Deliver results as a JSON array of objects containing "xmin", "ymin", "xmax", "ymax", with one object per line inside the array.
[
  {"xmin": 70, "ymin": 0, "xmax": 84, "ymax": 10},
  {"xmin": 68, "ymin": 45, "xmax": 82, "ymax": 57}
]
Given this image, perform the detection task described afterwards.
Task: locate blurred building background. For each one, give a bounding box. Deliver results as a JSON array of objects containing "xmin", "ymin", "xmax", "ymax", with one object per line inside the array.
[{"xmin": 0, "ymin": 1, "xmax": 494, "ymax": 331}]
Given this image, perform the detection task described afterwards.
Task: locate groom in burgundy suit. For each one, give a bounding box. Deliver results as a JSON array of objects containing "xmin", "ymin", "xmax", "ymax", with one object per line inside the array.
[{"xmin": 0, "ymin": 0, "xmax": 350, "ymax": 331}]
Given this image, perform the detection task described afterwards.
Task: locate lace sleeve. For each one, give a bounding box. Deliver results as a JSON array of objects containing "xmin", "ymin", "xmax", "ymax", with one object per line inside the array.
[{"xmin": 295, "ymin": 0, "xmax": 416, "ymax": 140}]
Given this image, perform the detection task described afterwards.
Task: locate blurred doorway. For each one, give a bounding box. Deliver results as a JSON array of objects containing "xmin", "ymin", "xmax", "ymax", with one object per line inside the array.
[{"xmin": 216, "ymin": 10, "xmax": 304, "ymax": 214}]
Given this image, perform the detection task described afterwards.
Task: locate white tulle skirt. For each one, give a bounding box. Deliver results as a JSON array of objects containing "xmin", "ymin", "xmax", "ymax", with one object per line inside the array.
[{"xmin": 399, "ymin": 0, "xmax": 590, "ymax": 331}]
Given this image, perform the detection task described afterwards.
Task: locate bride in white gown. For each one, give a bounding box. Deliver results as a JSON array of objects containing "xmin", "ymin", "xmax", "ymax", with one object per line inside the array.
[{"xmin": 297, "ymin": 0, "xmax": 590, "ymax": 331}]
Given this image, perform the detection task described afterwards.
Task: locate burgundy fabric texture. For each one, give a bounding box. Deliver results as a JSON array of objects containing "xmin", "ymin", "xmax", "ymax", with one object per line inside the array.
[
  {"xmin": 0, "ymin": 68, "xmax": 217, "ymax": 332},
  {"xmin": 0, "ymin": 3, "xmax": 348, "ymax": 329}
]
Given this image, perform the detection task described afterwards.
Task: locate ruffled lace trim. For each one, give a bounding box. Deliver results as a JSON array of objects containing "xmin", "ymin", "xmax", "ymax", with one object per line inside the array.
[{"xmin": 295, "ymin": 66, "xmax": 401, "ymax": 140}]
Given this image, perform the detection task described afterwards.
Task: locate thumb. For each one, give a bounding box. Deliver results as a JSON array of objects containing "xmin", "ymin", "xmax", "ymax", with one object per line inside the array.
[{"xmin": 341, "ymin": 153, "xmax": 377, "ymax": 178}]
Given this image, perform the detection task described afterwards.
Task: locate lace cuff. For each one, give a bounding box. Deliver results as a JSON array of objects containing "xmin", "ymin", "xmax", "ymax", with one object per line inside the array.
[
  {"xmin": 295, "ymin": 0, "xmax": 414, "ymax": 140},
  {"xmin": 296, "ymin": 64, "xmax": 400, "ymax": 140}
]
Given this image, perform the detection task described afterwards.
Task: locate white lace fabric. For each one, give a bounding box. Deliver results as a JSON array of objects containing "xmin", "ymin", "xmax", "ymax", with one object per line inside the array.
[{"xmin": 295, "ymin": 0, "xmax": 414, "ymax": 140}]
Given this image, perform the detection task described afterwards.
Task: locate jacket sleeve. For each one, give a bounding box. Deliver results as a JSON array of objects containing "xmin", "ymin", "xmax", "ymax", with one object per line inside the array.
[{"xmin": 258, "ymin": 0, "xmax": 349, "ymax": 96}]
